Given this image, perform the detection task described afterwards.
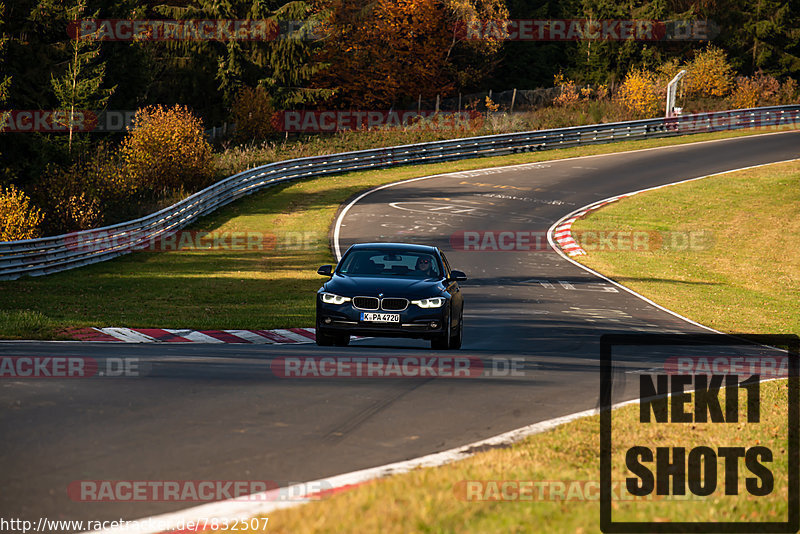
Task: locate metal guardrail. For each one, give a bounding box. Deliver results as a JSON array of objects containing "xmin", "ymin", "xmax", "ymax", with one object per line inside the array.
[{"xmin": 1, "ymin": 105, "xmax": 798, "ymax": 280}]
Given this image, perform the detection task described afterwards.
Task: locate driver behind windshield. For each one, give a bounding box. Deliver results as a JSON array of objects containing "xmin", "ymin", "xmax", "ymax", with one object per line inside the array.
[{"xmin": 415, "ymin": 256, "xmax": 436, "ymax": 278}]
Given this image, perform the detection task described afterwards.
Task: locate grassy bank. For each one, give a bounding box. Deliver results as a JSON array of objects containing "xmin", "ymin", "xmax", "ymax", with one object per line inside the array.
[
  {"xmin": 571, "ymin": 158, "xmax": 800, "ymax": 334},
  {"xmin": 0, "ymin": 128, "xmax": 794, "ymax": 339}
]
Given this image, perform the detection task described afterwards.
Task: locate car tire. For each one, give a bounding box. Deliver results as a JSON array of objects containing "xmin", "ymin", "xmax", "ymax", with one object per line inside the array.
[
  {"xmin": 431, "ymin": 310, "xmax": 451, "ymax": 350},
  {"xmin": 334, "ymin": 334, "xmax": 350, "ymax": 347},
  {"xmin": 449, "ymin": 310, "xmax": 463, "ymax": 350}
]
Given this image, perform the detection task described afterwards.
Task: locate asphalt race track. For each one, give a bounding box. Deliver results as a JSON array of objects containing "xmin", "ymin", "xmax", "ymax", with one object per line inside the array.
[{"xmin": 1, "ymin": 132, "xmax": 798, "ymax": 526}]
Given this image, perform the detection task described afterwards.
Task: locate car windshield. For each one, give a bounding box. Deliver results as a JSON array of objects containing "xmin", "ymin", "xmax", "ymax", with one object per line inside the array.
[{"xmin": 338, "ymin": 249, "xmax": 441, "ymax": 278}]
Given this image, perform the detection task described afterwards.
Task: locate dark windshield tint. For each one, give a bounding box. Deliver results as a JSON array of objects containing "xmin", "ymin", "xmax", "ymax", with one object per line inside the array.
[{"xmin": 338, "ymin": 250, "xmax": 441, "ymax": 278}]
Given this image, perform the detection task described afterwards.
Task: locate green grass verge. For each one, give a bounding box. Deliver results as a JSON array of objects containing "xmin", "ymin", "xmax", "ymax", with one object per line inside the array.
[
  {"xmin": 0, "ymin": 127, "xmax": 794, "ymax": 339},
  {"xmin": 571, "ymin": 158, "xmax": 800, "ymax": 335}
]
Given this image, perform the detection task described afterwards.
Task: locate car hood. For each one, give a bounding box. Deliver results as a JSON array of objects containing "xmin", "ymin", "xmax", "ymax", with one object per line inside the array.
[{"xmin": 322, "ymin": 274, "xmax": 444, "ymax": 298}]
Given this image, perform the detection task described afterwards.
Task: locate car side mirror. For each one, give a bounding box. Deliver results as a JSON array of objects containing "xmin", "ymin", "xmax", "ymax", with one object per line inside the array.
[
  {"xmin": 317, "ymin": 265, "xmax": 333, "ymax": 276},
  {"xmin": 450, "ymin": 270, "xmax": 467, "ymax": 282}
]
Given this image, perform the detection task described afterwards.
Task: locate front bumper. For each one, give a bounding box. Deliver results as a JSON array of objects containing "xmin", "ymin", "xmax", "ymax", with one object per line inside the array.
[{"xmin": 316, "ymin": 300, "xmax": 448, "ymax": 340}]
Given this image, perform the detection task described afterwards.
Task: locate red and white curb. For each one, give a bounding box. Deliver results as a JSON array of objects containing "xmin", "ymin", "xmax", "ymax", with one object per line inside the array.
[
  {"xmin": 552, "ymin": 216, "xmax": 585, "ymax": 256},
  {"xmin": 64, "ymin": 327, "xmax": 319, "ymax": 344},
  {"xmin": 551, "ymin": 194, "xmax": 634, "ymax": 257}
]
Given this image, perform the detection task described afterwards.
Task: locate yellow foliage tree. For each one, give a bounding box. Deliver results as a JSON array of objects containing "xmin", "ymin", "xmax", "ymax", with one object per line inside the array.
[
  {"xmin": 553, "ymin": 72, "xmax": 579, "ymax": 106},
  {"xmin": 684, "ymin": 46, "xmax": 734, "ymax": 99},
  {"xmin": 34, "ymin": 147, "xmax": 119, "ymax": 233},
  {"xmin": 779, "ymin": 78, "xmax": 798, "ymax": 104},
  {"xmin": 119, "ymin": 105, "xmax": 214, "ymax": 194},
  {"xmin": 730, "ymin": 76, "xmax": 761, "ymax": 109},
  {"xmin": 616, "ymin": 69, "xmax": 660, "ymax": 119},
  {"xmin": 0, "ymin": 185, "xmax": 44, "ymax": 241},
  {"xmin": 730, "ymin": 71, "xmax": 784, "ymax": 109}
]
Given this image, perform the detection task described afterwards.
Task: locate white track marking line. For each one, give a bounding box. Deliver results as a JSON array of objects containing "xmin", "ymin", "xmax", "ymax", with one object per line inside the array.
[
  {"xmin": 332, "ymin": 130, "xmax": 799, "ymax": 259},
  {"xmin": 524, "ymin": 279, "xmax": 554, "ymax": 289},
  {"xmin": 98, "ymin": 328, "xmax": 157, "ymax": 343},
  {"xmin": 223, "ymin": 330, "xmax": 276, "ymax": 344}
]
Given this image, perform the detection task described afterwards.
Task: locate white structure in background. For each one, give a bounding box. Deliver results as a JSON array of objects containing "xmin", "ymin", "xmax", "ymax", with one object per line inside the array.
[{"xmin": 666, "ymin": 70, "xmax": 687, "ymax": 118}]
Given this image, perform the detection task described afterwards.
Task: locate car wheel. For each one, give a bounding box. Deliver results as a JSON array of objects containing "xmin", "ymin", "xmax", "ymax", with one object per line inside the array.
[
  {"xmin": 449, "ymin": 310, "xmax": 463, "ymax": 350},
  {"xmin": 334, "ymin": 334, "xmax": 350, "ymax": 347},
  {"xmin": 431, "ymin": 310, "xmax": 451, "ymax": 350}
]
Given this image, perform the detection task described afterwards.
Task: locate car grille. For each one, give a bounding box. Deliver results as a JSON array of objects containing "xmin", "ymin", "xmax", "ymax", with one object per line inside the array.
[
  {"xmin": 381, "ymin": 298, "xmax": 409, "ymax": 311},
  {"xmin": 353, "ymin": 296, "xmax": 379, "ymax": 310}
]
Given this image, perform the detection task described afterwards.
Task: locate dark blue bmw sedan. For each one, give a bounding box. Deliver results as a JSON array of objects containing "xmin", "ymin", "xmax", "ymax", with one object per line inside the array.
[{"xmin": 315, "ymin": 243, "xmax": 466, "ymax": 349}]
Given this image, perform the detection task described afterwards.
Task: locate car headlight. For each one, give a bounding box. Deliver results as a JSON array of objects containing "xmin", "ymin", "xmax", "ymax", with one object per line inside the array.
[
  {"xmin": 321, "ymin": 292, "xmax": 351, "ymax": 305},
  {"xmin": 412, "ymin": 297, "xmax": 445, "ymax": 308}
]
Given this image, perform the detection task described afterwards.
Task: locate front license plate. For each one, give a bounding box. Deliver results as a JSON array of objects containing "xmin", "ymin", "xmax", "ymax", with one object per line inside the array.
[{"xmin": 361, "ymin": 312, "xmax": 400, "ymax": 323}]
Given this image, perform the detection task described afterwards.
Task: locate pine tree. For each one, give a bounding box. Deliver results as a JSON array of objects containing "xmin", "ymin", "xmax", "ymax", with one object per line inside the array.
[
  {"xmin": 50, "ymin": 0, "xmax": 115, "ymax": 153},
  {"xmin": 216, "ymin": 39, "xmax": 247, "ymax": 106},
  {"xmin": 261, "ymin": 0, "xmax": 334, "ymax": 107},
  {"xmin": 154, "ymin": 0, "xmax": 275, "ymax": 111},
  {"xmin": 741, "ymin": 0, "xmax": 797, "ymax": 75}
]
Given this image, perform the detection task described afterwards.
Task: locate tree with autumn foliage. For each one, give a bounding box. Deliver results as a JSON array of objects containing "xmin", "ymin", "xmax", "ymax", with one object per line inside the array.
[
  {"xmin": 683, "ymin": 46, "xmax": 735, "ymax": 99},
  {"xmin": 616, "ymin": 68, "xmax": 661, "ymax": 118},
  {"xmin": 311, "ymin": 0, "xmax": 508, "ymax": 109},
  {"xmin": 0, "ymin": 185, "xmax": 44, "ymax": 241},
  {"xmin": 119, "ymin": 105, "xmax": 214, "ymax": 194}
]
